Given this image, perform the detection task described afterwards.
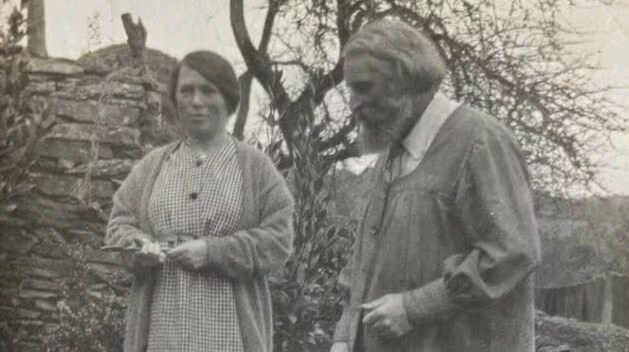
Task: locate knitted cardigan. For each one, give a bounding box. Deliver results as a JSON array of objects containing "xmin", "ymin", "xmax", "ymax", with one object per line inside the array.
[{"xmin": 105, "ymin": 138, "xmax": 295, "ymax": 352}]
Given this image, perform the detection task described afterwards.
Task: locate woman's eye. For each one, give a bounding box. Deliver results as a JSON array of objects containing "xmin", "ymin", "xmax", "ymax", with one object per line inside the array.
[{"xmin": 201, "ymin": 86, "xmax": 218, "ymax": 95}]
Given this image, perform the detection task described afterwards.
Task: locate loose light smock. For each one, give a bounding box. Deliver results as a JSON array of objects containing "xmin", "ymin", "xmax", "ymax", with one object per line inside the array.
[{"xmin": 333, "ymin": 100, "xmax": 541, "ymax": 352}]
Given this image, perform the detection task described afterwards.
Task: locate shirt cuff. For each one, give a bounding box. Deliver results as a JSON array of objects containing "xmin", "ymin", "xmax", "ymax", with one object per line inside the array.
[
  {"xmin": 332, "ymin": 333, "xmax": 349, "ymax": 344},
  {"xmin": 402, "ymin": 278, "xmax": 461, "ymax": 325},
  {"xmin": 332, "ymin": 316, "xmax": 350, "ymax": 342},
  {"xmin": 332, "ymin": 302, "xmax": 354, "ymax": 343}
]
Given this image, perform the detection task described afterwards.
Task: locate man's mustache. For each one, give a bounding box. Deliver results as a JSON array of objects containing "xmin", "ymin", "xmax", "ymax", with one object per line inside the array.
[{"xmin": 352, "ymin": 110, "xmax": 385, "ymax": 129}]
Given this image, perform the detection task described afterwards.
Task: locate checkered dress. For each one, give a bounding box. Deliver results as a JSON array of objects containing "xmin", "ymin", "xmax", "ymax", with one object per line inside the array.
[{"xmin": 146, "ymin": 137, "xmax": 244, "ymax": 352}]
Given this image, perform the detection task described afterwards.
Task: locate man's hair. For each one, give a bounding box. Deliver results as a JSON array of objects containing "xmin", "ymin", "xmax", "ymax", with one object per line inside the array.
[{"xmin": 343, "ymin": 19, "xmax": 446, "ymax": 93}]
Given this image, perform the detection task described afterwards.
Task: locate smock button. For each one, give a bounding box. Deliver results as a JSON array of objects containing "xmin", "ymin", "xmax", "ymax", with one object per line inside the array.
[
  {"xmin": 189, "ymin": 192, "xmax": 199, "ymax": 200},
  {"xmin": 195, "ymin": 159, "xmax": 203, "ymax": 167}
]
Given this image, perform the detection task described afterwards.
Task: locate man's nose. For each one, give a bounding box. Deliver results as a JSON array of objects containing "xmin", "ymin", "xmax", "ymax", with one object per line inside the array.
[{"xmin": 349, "ymin": 93, "xmax": 362, "ymax": 112}]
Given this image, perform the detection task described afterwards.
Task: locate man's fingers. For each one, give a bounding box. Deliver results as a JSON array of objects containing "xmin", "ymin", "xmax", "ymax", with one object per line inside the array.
[
  {"xmin": 369, "ymin": 318, "xmax": 396, "ymax": 339},
  {"xmin": 361, "ymin": 296, "xmax": 386, "ymax": 311},
  {"xmin": 362, "ymin": 308, "xmax": 384, "ymax": 326},
  {"xmin": 370, "ymin": 319, "xmax": 387, "ymax": 332}
]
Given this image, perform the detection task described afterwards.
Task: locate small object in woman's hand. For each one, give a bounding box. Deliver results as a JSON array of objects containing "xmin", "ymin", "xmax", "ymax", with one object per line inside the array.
[
  {"xmin": 100, "ymin": 245, "xmax": 140, "ymax": 252},
  {"xmin": 134, "ymin": 239, "xmax": 164, "ymax": 268}
]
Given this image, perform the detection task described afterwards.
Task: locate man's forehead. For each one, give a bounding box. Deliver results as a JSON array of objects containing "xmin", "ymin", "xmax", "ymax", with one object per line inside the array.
[{"xmin": 343, "ymin": 51, "xmax": 394, "ymax": 81}]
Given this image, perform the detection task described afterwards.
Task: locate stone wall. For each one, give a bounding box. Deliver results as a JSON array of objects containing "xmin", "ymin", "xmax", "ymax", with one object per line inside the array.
[{"xmin": 0, "ymin": 56, "xmax": 166, "ymax": 350}]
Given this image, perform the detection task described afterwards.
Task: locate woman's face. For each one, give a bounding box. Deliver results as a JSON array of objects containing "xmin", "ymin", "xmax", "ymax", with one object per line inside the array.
[{"xmin": 175, "ymin": 64, "xmax": 229, "ymax": 139}]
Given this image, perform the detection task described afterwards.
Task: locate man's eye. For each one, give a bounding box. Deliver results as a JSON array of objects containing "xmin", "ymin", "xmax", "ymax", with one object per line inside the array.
[
  {"xmin": 179, "ymin": 87, "xmax": 193, "ymax": 95},
  {"xmin": 351, "ymin": 81, "xmax": 373, "ymax": 94}
]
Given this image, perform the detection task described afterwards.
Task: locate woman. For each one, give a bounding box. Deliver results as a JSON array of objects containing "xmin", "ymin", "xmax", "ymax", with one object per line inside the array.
[{"xmin": 105, "ymin": 51, "xmax": 294, "ymax": 352}]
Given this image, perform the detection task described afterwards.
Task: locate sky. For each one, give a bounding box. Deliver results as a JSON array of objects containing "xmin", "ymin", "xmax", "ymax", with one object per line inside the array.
[{"xmin": 2, "ymin": 0, "xmax": 628, "ymax": 195}]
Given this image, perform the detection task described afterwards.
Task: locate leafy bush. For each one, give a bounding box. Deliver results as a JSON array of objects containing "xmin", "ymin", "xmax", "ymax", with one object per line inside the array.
[
  {"xmin": 0, "ymin": 9, "xmax": 55, "ymax": 350},
  {"xmin": 271, "ymin": 219, "xmax": 353, "ymax": 352},
  {"xmin": 269, "ymin": 137, "xmax": 355, "ymax": 351},
  {"xmin": 0, "ymin": 7, "xmax": 54, "ymax": 215},
  {"xmin": 43, "ymin": 242, "xmax": 128, "ymax": 352}
]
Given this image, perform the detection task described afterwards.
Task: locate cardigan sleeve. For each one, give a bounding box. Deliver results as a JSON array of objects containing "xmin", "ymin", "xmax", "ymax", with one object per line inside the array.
[
  {"xmin": 402, "ymin": 125, "xmax": 541, "ymax": 324},
  {"xmin": 105, "ymin": 155, "xmax": 154, "ymax": 252},
  {"xmin": 204, "ymin": 154, "xmax": 295, "ymax": 281}
]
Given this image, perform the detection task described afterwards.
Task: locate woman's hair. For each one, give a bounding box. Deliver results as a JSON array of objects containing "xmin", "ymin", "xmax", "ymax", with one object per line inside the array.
[
  {"xmin": 168, "ymin": 50, "xmax": 240, "ymax": 115},
  {"xmin": 343, "ymin": 19, "xmax": 446, "ymax": 94}
]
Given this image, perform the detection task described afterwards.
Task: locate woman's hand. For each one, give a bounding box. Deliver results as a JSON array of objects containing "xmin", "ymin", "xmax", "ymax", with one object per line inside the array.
[
  {"xmin": 134, "ymin": 239, "xmax": 165, "ymax": 268},
  {"xmin": 167, "ymin": 239, "xmax": 208, "ymax": 271}
]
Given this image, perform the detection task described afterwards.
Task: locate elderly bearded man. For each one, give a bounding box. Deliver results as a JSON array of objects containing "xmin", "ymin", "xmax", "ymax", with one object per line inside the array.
[{"xmin": 330, "ymin": 20, "xmax": 541, "ymax": 352}]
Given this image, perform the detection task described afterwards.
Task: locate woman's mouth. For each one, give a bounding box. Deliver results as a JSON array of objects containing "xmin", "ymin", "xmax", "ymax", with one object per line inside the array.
[{"xmin": 187, "ymin": 114, "xmax": 209, "ymax": 122}]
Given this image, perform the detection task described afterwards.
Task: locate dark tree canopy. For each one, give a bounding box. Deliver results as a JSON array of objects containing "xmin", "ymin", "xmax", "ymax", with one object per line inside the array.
[{"xmin": 230, "ymin": 0, "xmax": 627, "ymax": 195}]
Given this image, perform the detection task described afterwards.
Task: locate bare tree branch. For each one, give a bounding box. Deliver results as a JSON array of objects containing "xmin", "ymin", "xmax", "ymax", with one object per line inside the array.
[
  {"xmin": 233, "ymin": 71, "xmax": 253, "ymax": 140},
  {"xmin": 230, "ymin": 0, "xmax": 290, "ymax": 109}
]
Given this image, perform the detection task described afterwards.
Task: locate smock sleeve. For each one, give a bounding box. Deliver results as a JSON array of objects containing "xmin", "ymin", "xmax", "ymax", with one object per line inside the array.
[{"xmin": 402, "ymin": 126, "xmax": 541, "ymax": 324}]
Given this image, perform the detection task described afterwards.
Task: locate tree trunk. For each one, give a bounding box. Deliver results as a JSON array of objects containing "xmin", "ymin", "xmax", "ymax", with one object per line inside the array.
[
  {"xmin": 24, "ymin": 0, "xmax": 47, "ymax": 57},
  {"xmin": 121, "ymin": 13, "xmax": 147, "ymax": 61},
  {"xmin": 233, "ymin": 71, "xmax": 252, "ymax": 140}
]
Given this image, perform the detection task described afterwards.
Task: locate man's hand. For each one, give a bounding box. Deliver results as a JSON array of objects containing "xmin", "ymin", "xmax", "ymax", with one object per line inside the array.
[
  {"xmin": 134, "ymin": 239, "xmax": 164, "ymax": 268},
  {"xmin": 361, "ymin": 293, "xmax": 413, "ymax": 339},
  {"xmin": 167, "ymin": 239, "xmax": 208, "ymax": 271},
  {"xmin": 329, "ymin": 342, "xmax": 348, "ymax": 352}
]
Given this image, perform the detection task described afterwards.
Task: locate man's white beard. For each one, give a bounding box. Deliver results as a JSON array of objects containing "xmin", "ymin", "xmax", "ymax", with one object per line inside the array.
[
  {"xmin": 358, "ymin": 122, "xmax": 393, "ymax": 154},
  {"xmin": 357, "ymin": 96, "xmax": 418, "ymax": 154}
]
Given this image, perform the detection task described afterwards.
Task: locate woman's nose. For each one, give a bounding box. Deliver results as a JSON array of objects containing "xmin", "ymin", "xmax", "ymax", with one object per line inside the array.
[{"xmin": 191, "ymin": 90, "xmax": 204, "ymax": 106}]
